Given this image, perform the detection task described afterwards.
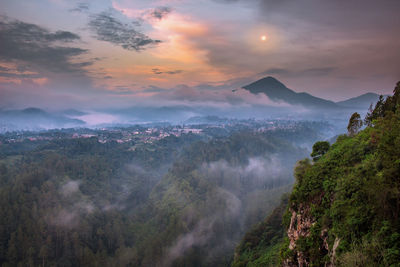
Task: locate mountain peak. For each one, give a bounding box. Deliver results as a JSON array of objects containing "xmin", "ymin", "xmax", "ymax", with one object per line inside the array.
[
  {"xmin": 244, "ymin": 76, "xmax": 288, "ymax": 92},
  {"xmin": 243, "ymin": 76, "xmax": 293, "ymax": 99},
  {"xmin": 243, "ymin": 76, "xmax": 338, "ymax": 109},
  {"xmin": 258, "ymin": 76, "xmax": 286, "ymax": 85}
]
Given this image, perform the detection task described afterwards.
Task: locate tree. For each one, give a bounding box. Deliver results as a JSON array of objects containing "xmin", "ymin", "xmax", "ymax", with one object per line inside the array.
[
  {"xmin": 310, "ymin": 141, "xmax": 330, "ymax": 161},
  {"xmin": 347, "ymin": 112, "xmax": 362, "ymax": 136},
  {"xmin": 365, "ymin": 82, "xmax": 400, "ymax": 126},
  {"xmin": 364, "ymin": 103, "xmax": 374, "ymax": 127},
  {"xmin": 365, "ymin": 96, "xmax": 385, "ymax": 126},
  {"xmin": 294, "ymin": 158, "xmax": 312, "ymax": 184}
]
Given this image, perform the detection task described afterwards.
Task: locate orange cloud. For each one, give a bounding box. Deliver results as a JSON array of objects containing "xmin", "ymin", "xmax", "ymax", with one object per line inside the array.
[
  {"xmin": 0, "ymin": 62, "xmax": 49, "ymax": 85},
  {"xmin": 0, "ymin": 77, "xmax": 22, "ymax": 84},
  {"xmin": 32, "ymin": 77, "xmax": 49, "ymax": 85},
  {"xmin": 149, "ymin": 13, "xmax": 209, "ymax": 64},
  {"xmin": 106, "ymin": 2, "xmax": 247, "ymax": 88}
]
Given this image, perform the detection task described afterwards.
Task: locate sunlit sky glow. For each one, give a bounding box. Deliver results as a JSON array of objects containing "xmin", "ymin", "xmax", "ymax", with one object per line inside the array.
[{"xmin": 0, "ymin": 0, "xmax": 399, "ymax": 109}]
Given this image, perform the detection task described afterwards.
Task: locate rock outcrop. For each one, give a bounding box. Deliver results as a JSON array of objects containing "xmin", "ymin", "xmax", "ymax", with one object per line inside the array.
[
  {"xmin": 283, "ymin": 201, "xmax": 340, "ymax": 267},
  {"xmin": 283, "ymin": 204, "xmax": 315, "ymax": 267}
]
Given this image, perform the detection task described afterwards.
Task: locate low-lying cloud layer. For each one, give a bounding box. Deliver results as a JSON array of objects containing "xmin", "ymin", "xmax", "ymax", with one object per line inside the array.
[
  {"xmin": 151, "ymin": 86, "xmax": 291, "ymax": 108},
  {"xmin": 162, "ymin": 155, "xmax": 293, "ymax": 265}
]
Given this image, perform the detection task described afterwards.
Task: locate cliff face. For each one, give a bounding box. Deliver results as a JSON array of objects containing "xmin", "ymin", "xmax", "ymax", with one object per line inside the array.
[
  {"xmin": 284, "ymin": 205, "xmax": 315, "ymax": 267},
  {"xmin": 283, "ymin": 202, "xmax": 340, "ymax": 267}
]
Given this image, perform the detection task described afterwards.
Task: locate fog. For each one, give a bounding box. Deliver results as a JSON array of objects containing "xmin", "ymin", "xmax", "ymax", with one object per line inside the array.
[
  {"xmin": 157, "ymin": 154, "xmax": 299, "ymax": 266},
  {"xmin": 0, "ymin": 82, "xmax": 370, "ymax": 131},
  {"xmin": 201, "ymin": 157, "xmax": 289, "ymax": 191}
]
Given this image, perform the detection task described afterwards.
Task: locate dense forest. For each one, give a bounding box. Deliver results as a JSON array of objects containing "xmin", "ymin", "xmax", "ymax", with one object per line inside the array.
[
  {"xmin": 0, "ymin": 134, "xmax": 202, "ymax": 267},
  {"xmin": 233, "ymin": 82, "xmax": 400, "ymax": 266},
  {"xmin": 0, "ymin": 122, "xmax": 325, "ymax": 266}
]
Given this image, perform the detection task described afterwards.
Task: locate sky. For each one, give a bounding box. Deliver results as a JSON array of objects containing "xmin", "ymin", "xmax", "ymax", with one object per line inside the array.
[{"xmin": 0, "ymin": 0, "xmax": 399, "ymax": 109}]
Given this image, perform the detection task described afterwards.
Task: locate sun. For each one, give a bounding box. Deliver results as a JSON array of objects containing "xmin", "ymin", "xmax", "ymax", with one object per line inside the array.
[{"xmin": 261, "ymin": 35, "xmax": 267, "ymax": 41}]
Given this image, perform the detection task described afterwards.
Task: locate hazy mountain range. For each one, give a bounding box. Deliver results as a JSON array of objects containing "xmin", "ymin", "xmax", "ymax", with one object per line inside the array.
[
  {"xmin": 0, "ymin": 107, "xmax": 85, "ymax": 132},
  {"xmin": 243, "ymin": 76, "xmax": 380, "ymax": 110},
  {"xmin": 0, "ymin": 77, "xmax": 381, "ymax": 131},
  {"xmin": 336, "ymin": 92, "xmax": 381, "ymax": 109}
]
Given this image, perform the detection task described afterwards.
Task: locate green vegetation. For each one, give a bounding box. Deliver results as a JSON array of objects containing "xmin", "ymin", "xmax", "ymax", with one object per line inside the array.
[
  {"xmin": 0, "ymin": 124, "xmax": 315, "ymax": 266},
  {"xmin": 310, "ymin": 141, "xmax": 330, "ymax": 162},
  {"xmin": 0, "ymin": 134, "xmax": 202, "ymax": 267},
  {"xmin": 347, "ymin": 112, "xmax": 362, "ymax": 136},
  {"xmin": 232, "ymin": 195, "xmax": 288, "ymax": 267},
  {"xmin": 234, "ymin": 81, "xmax": 400, "ymax": 266},
  {"xmin": 285, "ymin": 82, "xmax": 400, "ymax": 266},
  {"xmin": 129, "ymin": 132, "xmax": 306, "ymax": 266}
]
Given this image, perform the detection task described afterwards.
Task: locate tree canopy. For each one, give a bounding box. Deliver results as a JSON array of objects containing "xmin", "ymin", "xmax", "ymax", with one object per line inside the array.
[{"xmin": 310, "ymin": 141, "xmax": 330, "ymax": 161}]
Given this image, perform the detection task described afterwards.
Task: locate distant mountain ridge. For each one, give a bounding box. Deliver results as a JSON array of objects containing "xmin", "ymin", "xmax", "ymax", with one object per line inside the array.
[
  {"xmin": 243, "ymin": 76, "xmax": 380, "ymax": 110},
  {"xmin": 336, "ymin": 92, "xmax": 380, "ymax": 109},
  {"xmin": 0, "ymin": 107, "xmax": 85, "ymax": 132}
]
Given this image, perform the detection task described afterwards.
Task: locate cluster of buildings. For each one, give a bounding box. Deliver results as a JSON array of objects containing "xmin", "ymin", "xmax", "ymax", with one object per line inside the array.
[
  {"xmin": 0, "ymin": 126, "xmax": 205, "ymax": 145},
  {"xmin": 0, "ymin": 119, "xmax": 324, "ymax": 145}
]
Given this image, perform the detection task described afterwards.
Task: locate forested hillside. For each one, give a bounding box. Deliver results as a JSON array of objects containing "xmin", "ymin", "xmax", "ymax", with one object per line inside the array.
[
  {"xmin": 233, "ymin": 82, "xmax": 400, "ymax": 266},
  {"xmin": 0, "ymin": 124, "xmax": 320, "ymax": 266},
  {"xmin": 130, "ymin": 132, "xmax": 306, "ymax": 266},
  {"xmin": 0, "ymin": 134, "xmax": 202, "ymax": 267}
]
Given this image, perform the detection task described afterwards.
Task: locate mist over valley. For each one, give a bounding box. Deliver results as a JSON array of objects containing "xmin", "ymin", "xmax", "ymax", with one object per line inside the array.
[{"xmin": 1, "ymin": 0, "xmax": 399, "ymax": 266}]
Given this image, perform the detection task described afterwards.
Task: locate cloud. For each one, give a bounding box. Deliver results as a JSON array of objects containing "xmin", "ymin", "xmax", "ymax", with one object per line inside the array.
[
  {"xmin": 165, "ymin": 187, "xmax": 241, "ymax": 265},
  {"xmin": 143, "ymin": 0, "xmax": 400, "ymax": 99},
  {"xmin": 111, "ymin": 3, "xmax": 172, "ymax": 21},
  {"xmin": 216, "ymin": 0, "xmax": 400, "ymax": 33},
  {"xmin": 61, "ymin": 180, "xmax": 81, "ymax": 196},
  {"xmin": 301, "ymin": 67, "xmax": 336, "ymax": 76},
  {"xmin": 149, "ymin": 6, "xmax": 172, "ymax": 20},
  {"xmin": 88, "ymin": 11, "xmax": 161, "ymax": 51},
  {"xmin": 0, "ymin": 18, "xmax": 80, "ymax": 43},
  {"xmin": 0, "ymin": 65, "xmax": 11, "ymax": 72},
  {"xmin": 152, "ymin": 84, "xmax": 290, "ymax": 107},
  {"xmin": 161, "ymin": 152, "xmax": 298, "ymax": 265},
  {"xmin": 49, "ymin": 179, "xmax": 95, "ymax": 228},
  {"xmin": 201, "ymin": 157, "xmax": 288, "ymax": 188},
  {"xmin": 69, "ymin": 2, "xmax": 90, "ymax": 13},
  {"xmin": 166, "ymin": 217, "xmax": 215, "ymax": 264},
  {"xmin": 0, "ymin": 71, "xmax": 41, "ymax": 79},
  {"xmin": 261, "ymin": 68, "xmax": 291, "ymax": 76},
  {"xmin": 256, "ymin": 0, "xmax": 400, "ymax": 33},
  {"xmin": 142, "ymin": 85, "xmax": 166, "ymax": 93},
  {"xmin": 112, "ymin": 3, "xmax": 237, "ymax": 84},
  {"xmin": 0, "ymin": 16, "xmax": 91, "ymax": 74},
  {"xmin": 73, "ymin": 112, "xmax": 118, "ymax": 126},
  {"xmin": 261, "ymin": 67, "xmax": 336, "ymax": 77},
  {"xmin": 152, "ymin": 68, "xmax": 182, "ymax": 75},
  {"xmin": 213, "ymin": 0, "xmax": 240, "ymax": 3},
  {"xmin": 144, "ymin": 12, "xmax": 210, "ymax": 64}
]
